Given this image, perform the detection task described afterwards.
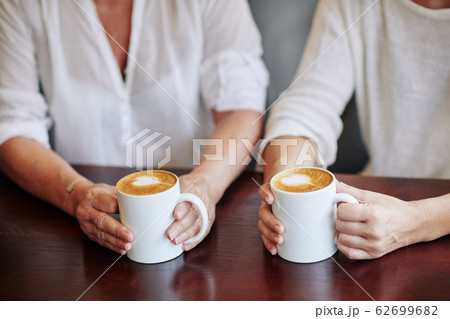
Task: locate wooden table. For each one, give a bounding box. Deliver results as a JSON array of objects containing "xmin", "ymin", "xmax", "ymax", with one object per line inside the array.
[{"xmin": 1, "ymin": 166, "xmax": 449, "ymax": 301}]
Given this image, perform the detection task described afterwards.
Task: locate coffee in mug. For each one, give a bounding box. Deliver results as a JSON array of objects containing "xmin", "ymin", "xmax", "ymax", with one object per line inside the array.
[
  {"xmin": 270, "ymin": 167, "xmax": 358, "ymax": 263},
  {"xmin": 117, "ymin": 170, "xmax": 208, "ymax": 264},
  {"xmin": 117, "ymin": 170, "xmax": 177, "ymax": 196},
  {"xmin": 271, "ymin": 167, "xmax": 333, "ymax": 193}
]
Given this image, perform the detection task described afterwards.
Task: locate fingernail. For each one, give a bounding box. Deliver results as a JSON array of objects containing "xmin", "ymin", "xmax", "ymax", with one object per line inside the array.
[
  {"xmin": 275, "ymin": 225, "xmax": 282, "ymax": 234},
  {"xmin": 271, "ymin": 248, "xmax": 277, "ymax": 255},
  {"xmin": 277, "ymin": 236, "xmax": 283, "ymax": 245},
  {"xmin": 123, "ymin": 230, "xmax": 133, "ymax": 242},
  {"xmin": 175, "ymin": 209, "xmax": 185, "ymax": 220},
  {"xmin": 125, "ymin": 243, "xmax": 132, "ymax": 251},
  {"xmin": 174, "ymin": 233, "xmax": 186, "ymax": 245},
  {"xmin": 169, "ymin": 230, "xmax": 178, "ymax": 241}
]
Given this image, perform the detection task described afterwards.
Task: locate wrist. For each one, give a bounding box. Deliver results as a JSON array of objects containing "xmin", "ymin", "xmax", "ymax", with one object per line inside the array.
[
  {"xmin": 263, "ymin": 163, "xmax": 291, "ymax": 185},
  {"xmin": 189, "ymin": 167, "xmax": 224, "ymax": 204},
  {"xmin": 65, "ymin": 178, "xmax": 93, "ymax": 217},
  {"xmin": 407, "ymin": 200, "xmax": 430, "ymax": 244},
  {"xmin": 410, "ymin": 197, "xmax": 450, "ymax": 243}
]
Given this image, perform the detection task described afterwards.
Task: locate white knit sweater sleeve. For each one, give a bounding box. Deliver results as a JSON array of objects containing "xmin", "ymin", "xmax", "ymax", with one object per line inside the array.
[{"xmin": 263, "ymin": 0, "xmax": 355, "ymax": 165}]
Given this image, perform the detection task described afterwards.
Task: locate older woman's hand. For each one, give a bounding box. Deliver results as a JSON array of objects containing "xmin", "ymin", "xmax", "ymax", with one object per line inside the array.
[
  {"xmin": 69, "ymin": 181, "xmax": 134, "ymax": 255},
  {"xmin": 166, "ymin": 173, "xmax": 216, "ymax": 251}
]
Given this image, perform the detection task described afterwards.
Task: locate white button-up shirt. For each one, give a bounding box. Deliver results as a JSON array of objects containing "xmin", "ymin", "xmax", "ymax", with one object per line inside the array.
[{"xmin": 0, "ymin": 0, "xmax": 268, "ymax": 168}]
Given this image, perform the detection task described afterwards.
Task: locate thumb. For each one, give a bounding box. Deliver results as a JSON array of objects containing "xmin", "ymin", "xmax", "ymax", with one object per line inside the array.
[
  {"xmin": 336, "ymin": 181, "xmax": 368, "ymax": 202},
  {"xmin": 258, "ymin": 183, "xmax": 274, "ymax": 205},
  {"xmin": 92, "ymin": 190, "xmax": 119, "ymax": 214},
  {"xmin": 337, "ymin": 180, "xmax": 385, "ymax": 204}
]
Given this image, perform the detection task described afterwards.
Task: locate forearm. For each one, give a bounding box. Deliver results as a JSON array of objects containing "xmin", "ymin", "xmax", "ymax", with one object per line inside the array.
[
  {"xmin": 0, "ymin": 137, "xmax": 90, "ymax": 216},
  {"xmin": 262, "ymin": 136, "xmax": 320, "ymax": 184},
  {"xmin": 413, "ymin": 193, "xmax": 450, "ymax": 243},
  {"xmin": 191, "ymin": 110, "xmax": 263, "ymax": 202}
]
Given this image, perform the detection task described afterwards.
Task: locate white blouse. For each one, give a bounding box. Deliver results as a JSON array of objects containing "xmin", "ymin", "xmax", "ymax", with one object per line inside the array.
[{"xmin": 0, "ymin": 0, "xmax": 268, "ymax": 168}]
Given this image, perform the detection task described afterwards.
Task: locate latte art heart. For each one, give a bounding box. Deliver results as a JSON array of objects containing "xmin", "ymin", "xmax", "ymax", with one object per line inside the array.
[
  {"xmin": 281, "ymin": 174, "xmax": 312, "ymax": 186},
  {"xmin": 272, "ymin": 168, "xmax": 333, "ymax": 193},
  {"xmin": 117, "ymin": 170, "xmax": 177, "ymax": 196},
  {"xmin": 132, "ymin": 175, "xmax": 160, "ymax": 186}
]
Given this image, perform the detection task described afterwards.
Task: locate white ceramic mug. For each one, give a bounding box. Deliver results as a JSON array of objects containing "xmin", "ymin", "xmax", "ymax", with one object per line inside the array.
[
  {"xmin": 270, "ymin": 167, "xmax": 358, "ymax": 263},
  {"xmin": 117, "ymin": 174, "xmax": 208, "ymax": 264}
]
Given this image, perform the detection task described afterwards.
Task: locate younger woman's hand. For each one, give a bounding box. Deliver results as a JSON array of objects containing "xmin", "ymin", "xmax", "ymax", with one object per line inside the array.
[
  {"xmin": 335, "ymin": 181, "xmax": 421, "ymax": 260},
  {"xmin": 257, "ymin": 183, "xmax": 285, "ymax": 255}
]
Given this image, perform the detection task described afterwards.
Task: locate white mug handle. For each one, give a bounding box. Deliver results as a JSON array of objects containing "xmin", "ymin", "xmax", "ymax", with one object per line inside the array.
[
  {"xmin": 175, "ymin": 193, "xmax": 209, "ymax": 244},
  {"xmin": 333, "ymin": 193, "xmax": 359, "ymax": 205}
]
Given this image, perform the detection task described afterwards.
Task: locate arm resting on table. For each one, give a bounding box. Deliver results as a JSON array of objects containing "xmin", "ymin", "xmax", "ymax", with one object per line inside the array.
[{"xmin": 0, "ymin": 137, "xmax": 133, "ymax": 254}]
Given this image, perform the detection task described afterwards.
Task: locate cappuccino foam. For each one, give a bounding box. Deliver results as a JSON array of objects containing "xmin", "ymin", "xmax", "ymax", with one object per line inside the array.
[
  {"xmin": 272, "ymin": 168, "xmax": 333, "ymax": 193},
  {"xmin": 117, "ymin": 170, "xmax": 177, "ymax": 196}
]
